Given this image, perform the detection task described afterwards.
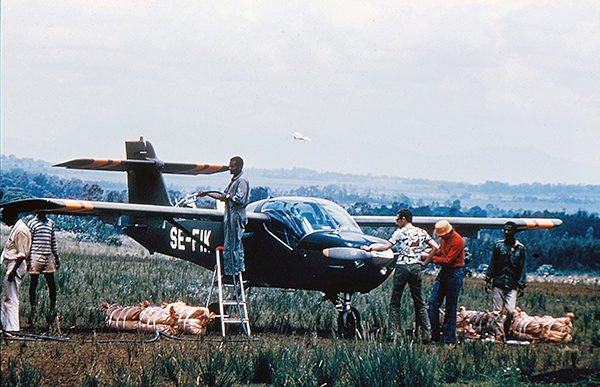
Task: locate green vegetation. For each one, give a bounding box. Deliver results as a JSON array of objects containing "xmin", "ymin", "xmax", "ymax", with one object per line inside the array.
[
  {"xmin": 1, "ymin": 236, "xmax": 599, "ymax": 386},
  {"xmin": 2, "ymin": 165, "xmax": 600, "ymax": 273},
  {"xmin": 2, "ymin": 156, "xmax": 600, "ymax": 386}
]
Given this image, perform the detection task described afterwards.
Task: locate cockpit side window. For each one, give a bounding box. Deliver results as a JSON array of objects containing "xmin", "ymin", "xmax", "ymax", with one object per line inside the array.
[
  {"xmin": 259, "ymin": 198, "xmax": 363, "ymax": 249},
  {"xmin": 319, "ymin": 200, "xmax": 362, "ymax": 233},
  {"xmin": 261, "ymin": 201, "xmax": 303, "ymax": 249}
]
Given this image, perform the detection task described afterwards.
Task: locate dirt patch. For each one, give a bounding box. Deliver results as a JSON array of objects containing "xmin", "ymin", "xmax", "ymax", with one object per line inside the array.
[
  {"xmin": 1, "ymin": 330, "xmax": 159, "ymax": 387},
  {"xmin": 528, "ymin": 368, "xmax": 600, "ymax": 384}
]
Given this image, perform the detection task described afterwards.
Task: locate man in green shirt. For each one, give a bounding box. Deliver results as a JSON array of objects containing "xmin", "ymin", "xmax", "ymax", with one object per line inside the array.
[{"xmin": 485, "ymin": 221, "xmax": 527, "ymax": 342}]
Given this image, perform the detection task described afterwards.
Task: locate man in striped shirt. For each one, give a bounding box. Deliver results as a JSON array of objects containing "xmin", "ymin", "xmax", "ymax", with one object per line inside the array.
[{"xmin": 27, "ymin": 213, "xmax": 60, "ymax": 324}]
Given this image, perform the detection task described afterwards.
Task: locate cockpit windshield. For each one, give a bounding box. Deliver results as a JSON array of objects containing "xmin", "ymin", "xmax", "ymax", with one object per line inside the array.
[{"xmin": 250, "ymin": 197, "xmax": 362, "ymax": 241}]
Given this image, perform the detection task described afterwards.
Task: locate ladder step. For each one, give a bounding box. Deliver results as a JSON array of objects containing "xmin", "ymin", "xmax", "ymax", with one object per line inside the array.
[
  {"xmin": 216, "ymin": 314, "xmax": 248, "ymax": 318},
  {"xmin": 223, "ymin": 317, "xmax": 249, "ymax": 324},
  {"xmin": 208, "ymin": 248, "xmax": 252, "ymax": 337},
  {"xmin": 222, "ymin": 300, "xmax": 247, "ymax": 305},
  {"xmin": 222, "ymin": 282, "xmax": 247, "ymax": 287}
]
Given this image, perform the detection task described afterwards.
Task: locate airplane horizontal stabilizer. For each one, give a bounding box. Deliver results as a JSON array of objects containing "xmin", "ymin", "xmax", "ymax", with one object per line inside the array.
[
  {"xmin": 161, "ymin": 163, "xmax": 229, "ymax": 175},
  {"xmin": 54, "ymin": 159, "xmax": 229, "ymax": 175}
]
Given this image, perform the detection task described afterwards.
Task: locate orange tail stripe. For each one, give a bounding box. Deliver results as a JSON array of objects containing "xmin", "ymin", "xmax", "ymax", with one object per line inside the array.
[
  {"xmin": 182, "ymin": 165, "xmax": 228, "ymax": 174},
  {"xmin": 87, "ymin": 159, "xmax": 122, "ymax": 169}
]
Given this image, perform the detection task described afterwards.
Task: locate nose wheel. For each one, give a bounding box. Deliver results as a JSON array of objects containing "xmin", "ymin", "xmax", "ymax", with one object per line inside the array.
[{"xmin": 332, "ymin": 293, "xmax": 362, "ymax": 339}]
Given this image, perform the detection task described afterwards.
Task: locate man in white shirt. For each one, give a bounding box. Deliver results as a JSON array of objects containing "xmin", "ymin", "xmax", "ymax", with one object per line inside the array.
[{"xmin": 1, "ymin": 208, "xmax": 32, "ymax": 331}]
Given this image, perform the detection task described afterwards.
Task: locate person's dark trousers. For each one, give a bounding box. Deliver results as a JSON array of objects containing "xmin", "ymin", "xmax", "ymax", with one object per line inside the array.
[
  {"xmin": 389, "ymin": 263, "xmax": 431, "ymax": 340},
  {"xmin": 428, "ymin": 266, "xmax": 464, "ymax": 344}
]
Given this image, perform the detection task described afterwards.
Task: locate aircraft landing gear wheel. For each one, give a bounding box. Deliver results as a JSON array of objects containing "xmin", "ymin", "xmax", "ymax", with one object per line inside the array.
[{"xmin": 337, "ymin": 307, "xmax": 362, "ymax": 339}]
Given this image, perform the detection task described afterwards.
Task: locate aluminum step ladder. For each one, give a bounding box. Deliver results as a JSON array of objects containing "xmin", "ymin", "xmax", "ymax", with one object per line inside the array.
[{"xmin": 206, "ymin": 246, "xmax": 251, "ymax": 337}]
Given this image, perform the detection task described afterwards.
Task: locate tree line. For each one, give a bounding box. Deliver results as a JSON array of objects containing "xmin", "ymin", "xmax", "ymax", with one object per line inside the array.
[{"xmin": 2, "ymin": 170, "xmax": 599, "ymax": 273}]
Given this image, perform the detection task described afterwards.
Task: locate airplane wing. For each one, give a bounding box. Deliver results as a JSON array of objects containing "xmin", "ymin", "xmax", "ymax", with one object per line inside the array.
[
  {"xmin": 353, "ymin": 215, "xmax": 563, "ymax": 238},
  {"xmin": 0, "ymin": 198, "xmax": 269, "ymax": 223},
  {"xmin": 55, "ymin": 159, "xmax": 229, "ymax": 175}
]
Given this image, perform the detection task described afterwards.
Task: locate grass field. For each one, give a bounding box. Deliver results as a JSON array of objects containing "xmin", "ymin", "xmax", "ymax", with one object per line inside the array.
[{"xmin": 2, "ymin": 231, "xmax": 600, "ymax": 386}]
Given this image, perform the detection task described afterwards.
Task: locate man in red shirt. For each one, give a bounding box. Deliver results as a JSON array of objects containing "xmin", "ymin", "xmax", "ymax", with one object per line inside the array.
[{"xmin": 422, "ymin": 220, "xmax": 465, "ymax": 344}]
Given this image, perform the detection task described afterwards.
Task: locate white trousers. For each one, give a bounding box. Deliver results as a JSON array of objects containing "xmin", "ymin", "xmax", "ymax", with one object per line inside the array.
[
  {"xmin": 1, "ymin": 259, "xmax": 27, "ymax": 331},
  {"xmin": 492, "ymin": 287, "xmax": 518, "ymax": 314}
]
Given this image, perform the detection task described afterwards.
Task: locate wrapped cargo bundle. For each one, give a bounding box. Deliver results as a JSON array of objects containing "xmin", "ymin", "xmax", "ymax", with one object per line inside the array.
[
  {"xmin": 510, "ymin": 309, "xmax": 542, "ymax": 342},
  {"xmin": 163, "ymin": 301, "xmax": 216, "ymax": 335},
  {"xmin": 455, "ymin": 306, "xmax": 574, "ymax": 343},
  {"xmin": 456, "ymin": 307, "xmax": 504, "ymax": 340},
  {"xmin": 102, "ymin": 301, "xmax": 150, "ymax": 331},
  {"xmin": 138, "ymin": 305, "xmax": 179, "ymax": 335},
  {"xmin": 511, "ymin": 308, "xmax": 574, "ymax": 343},
  {"xmin": 102, "ymin": 301, "xmax": 215, "ymax": 336}
]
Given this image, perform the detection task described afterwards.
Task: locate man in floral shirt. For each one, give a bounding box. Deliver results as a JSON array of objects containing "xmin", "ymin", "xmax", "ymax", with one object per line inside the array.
[{"xmin": 363, "ymin": 208, "xmax": 438, "ymax": 342}]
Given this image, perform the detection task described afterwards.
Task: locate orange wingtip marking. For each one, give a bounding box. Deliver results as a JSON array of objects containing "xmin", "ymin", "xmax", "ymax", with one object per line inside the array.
[
  {"xmin": 535, "ymin": 219, "xmax": 556, "ymax": 228},
  {"xmin": 522, "ymin": 219, "xmax": 556, "ymax": 229},
  {"xmin": 62, "ymin": 200, "xmax": 95, "ymax": 210}
]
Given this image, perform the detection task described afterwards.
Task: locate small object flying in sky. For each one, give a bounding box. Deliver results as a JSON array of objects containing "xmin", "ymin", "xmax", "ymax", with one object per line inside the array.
[{"xmin": 293, "ymin": 132, "xmax": 312, "ymax": 142}]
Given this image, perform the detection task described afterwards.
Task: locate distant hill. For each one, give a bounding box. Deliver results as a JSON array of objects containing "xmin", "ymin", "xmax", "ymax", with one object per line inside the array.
[{"xmin": 2, "ymin": 154, "xmax": 599, "ymax": 214}]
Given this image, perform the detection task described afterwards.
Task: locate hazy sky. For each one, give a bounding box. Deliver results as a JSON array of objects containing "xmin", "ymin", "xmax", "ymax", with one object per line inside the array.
[{"xmin": 2, "ymin": 1, "xmax": 599, "ymax": 185}]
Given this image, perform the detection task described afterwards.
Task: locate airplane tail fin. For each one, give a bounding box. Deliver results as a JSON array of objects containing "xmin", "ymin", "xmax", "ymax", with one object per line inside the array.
[
  {"xmin": 124, "ymin": 138, "xmax": 171, "ymax": 205},
  {"xmin": 54, "ymin": 137, "xmax": 229, "ymax": 206}
]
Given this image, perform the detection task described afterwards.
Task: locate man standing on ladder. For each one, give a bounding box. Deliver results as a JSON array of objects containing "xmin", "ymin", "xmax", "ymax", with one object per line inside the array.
[
  {"xmin": 200, "ymin": 156, "xmax": 251, "ymax": 337},
  {"xmin": 199, "ymin": 156, "xmax": 250, "ymax": 276}
]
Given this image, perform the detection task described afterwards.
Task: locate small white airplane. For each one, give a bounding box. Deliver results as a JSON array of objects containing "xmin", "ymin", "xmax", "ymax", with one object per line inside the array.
[{"xmin": 293, "ymin": 132, "xmax": 312, "ymax": 142}]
